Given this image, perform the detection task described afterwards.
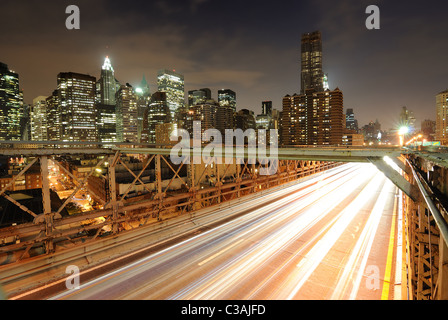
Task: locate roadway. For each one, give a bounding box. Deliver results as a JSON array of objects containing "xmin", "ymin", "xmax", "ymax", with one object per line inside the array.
[{"xmin": 49, "ymin": 163, "xmax": 401, "ymax": 300}]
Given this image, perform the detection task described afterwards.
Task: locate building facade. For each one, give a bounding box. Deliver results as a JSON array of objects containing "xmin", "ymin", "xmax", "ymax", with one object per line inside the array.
[
  {"xmin": 157, "ymin": 69, "xmax": 185, "ymax": 119},
  {"xmin": 116, "ymin": 83, "xmax": 138, "ymax": 143},
  {"xmin": 0, "ymin": 62, "xmax": 23, "ymax": 141},
  {"xmin": 436, "ymin": 90, "xmax": 448, "ymax": 145},
  {"xmin": 147, "ymin": 91, "xmax": 172, "ymax": 144},
  {"xmin": 30, "ymin": 96, "xmax": 48, "ymax": 141},
  {"xmin": 57, "ymin": 72, "xmax": 97, "ymax": 142},
  {"xmin": 96, "ymin": 56, "xmax": 120, "ymax": 106},
  {"xmin": 301, "ymin": 31, "xmax": 324, "ymax": 94},
  {"xmin": 218, "ymin": 89, "xmax": 236, "ymax": 112},
  {"xmin": 281, "ymin": 88, "xmax": 344, "ymax": 146}
]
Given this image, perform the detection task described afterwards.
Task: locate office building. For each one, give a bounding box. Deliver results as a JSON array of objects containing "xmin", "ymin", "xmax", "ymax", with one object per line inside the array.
[
  {"xmin": 345, "ymin": 108, "xmax": 358, "ymax": 132},
  {"xmin": 136, "ymin": 75, "xmax": 151, "ymax": 143},
  {"xmin": 262, "ymin": 101, "xmax": 273, "ymax": 117},
  {"xmin": 30, "ymin": 96, "xmax": 48, "ymax": 141},
  {"xmin": 57, "ymin": 72, "xmax": 97, "ymax": 142},
  {"xmin": 281, "ymin": 88, "xmax": 344, "ymax": 146},
  {"xmin": 436, "ymin": 90, "xmax": 448, "ymax": 145},
  {"xmin": 116, "ymin": 83, "xmax": 138, "ymax": 143},
  {"xmin": 96, "ymin": 56, "xmax": 120, "ymax": 106},
  {"xmin": 188, "ymin": 88, "xmax": 212, "ymax": 106},
  {"xmin": 301, "ymin": 31, "xmax": 324, "ymax": 94},
  {"xmin": 96, "ymin": 103, "xmax": 117, "ymax": 144},
  {"xmin": 218, "ymin": 89, "xmax": 236, "ymax": 112},
  {"xmin": 157, "ymin": 69, "xmax": 185, "ymax": 118},
  {"xmin": 147, "ymin": 91, "xmax": 171, "ymax": 144},
  {"xmin": 0, "ymin": 62, "xmax": 23, "ymax": 141},
  {"xmin": 46, "ymin": 91, "xmax": 61, "ymax": 141},
  {"xmin": 236, "ymin": 109, "xmax": 256, "ymax": 132},
  {"xmin": 421, "ymin": 119, "xmax": 436, "ymax": 140}
]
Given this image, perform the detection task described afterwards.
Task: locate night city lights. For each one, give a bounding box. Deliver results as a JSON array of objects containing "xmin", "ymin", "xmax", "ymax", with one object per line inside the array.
[{"xmin": 0, "ymin": 0, "xmax": 448, "ymax": 314}]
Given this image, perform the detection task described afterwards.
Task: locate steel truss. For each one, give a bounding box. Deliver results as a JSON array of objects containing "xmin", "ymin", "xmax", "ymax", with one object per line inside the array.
[
  {"xmin": 402, "ymin": 156, "xmax": 448, "ymax": 300},
  {"xmin": 0, "ymin": 149, "xmax": 340, "ymax": 266}
]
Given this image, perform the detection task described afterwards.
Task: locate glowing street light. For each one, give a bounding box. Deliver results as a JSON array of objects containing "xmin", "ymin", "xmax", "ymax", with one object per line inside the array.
[
  {"xmin": 398, "ymin": 126, "xmax": 410, "ymax": 146},
  {"xmin": 398, "ymin": 126, "xmax": 409, "ymax": 136}
]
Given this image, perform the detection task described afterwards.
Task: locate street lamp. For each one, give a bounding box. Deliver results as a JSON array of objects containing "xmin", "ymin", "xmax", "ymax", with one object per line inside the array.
[{"xmin": 398, "ymin": 126, "xmax": 409, "ymax": 146}]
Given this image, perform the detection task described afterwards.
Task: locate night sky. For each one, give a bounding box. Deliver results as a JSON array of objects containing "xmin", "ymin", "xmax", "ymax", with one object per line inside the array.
[{"xmin": 1, "ymin": 0, "xmax": 447, "ymax": 131}]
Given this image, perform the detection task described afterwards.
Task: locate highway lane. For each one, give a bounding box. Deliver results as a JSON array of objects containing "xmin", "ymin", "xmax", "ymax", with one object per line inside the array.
[{"xmin": 50, "ymin": 163, "xmax": 400, "ymax": 300}]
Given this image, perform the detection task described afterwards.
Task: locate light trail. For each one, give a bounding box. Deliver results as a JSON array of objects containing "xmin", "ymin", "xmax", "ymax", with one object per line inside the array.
[{"xmin": 48, "ymin": 163, "xmax": 399, "ymax": 300}]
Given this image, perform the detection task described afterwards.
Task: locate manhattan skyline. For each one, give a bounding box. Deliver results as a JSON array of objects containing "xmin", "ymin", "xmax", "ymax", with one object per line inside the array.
[{"xmin": 1, "ymin": 0, "xmax": 447, "ymax": 131}]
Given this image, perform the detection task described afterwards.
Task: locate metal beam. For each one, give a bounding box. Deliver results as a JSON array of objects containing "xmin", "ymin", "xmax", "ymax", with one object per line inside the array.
[{"xmin": 368, "ymin": 157, "xmax": 418, "ymax": 202}]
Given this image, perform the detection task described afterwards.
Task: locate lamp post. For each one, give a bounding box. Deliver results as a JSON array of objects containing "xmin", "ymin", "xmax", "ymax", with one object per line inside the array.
[{"xmin": 398, "ymin": 126, "xmax": 409, "ymax": 147}]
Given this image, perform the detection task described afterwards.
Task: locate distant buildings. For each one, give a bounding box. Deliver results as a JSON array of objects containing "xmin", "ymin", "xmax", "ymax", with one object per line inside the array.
[
  {"xmin": 399, "ymin": 106, "xmax": 416, "ymax": 134},
  {"xmin": 436, "ymin": 90, "xmax": 448, "ymax": 145},
  {"xmin": 0, "ymin": 62, "xmax": 23, "ymax": 141}
]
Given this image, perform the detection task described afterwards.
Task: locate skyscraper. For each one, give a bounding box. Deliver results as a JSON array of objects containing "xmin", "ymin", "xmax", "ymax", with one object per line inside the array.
[
  {"xmin": 399, "ymin": 106, "xmax": 416, "ymax": 134},
  {"xmin": 345, "ymin": 108, "xmax": 359, "ymax": 132},
  {"xmin": 46, "ymin": 90, "xmax": 61, "ymax": 141},
  {"xmin": 188, "ymin": 88, "xmax": 212, "ymax": 106},
  {"xmin": 157, "ymin": 69, "xmax": 185, "ymax": 118},
  {"xmin": 116, "ymin": 83, "xmax": 138, "ymax": 143},
  {"xmin": 57, "ymin": 72, "xmax": 97, "ymax": 142},
  {"xmin": 436, "ymin": 90, "xmax": 448, "ymax": 145},
  {"xmin": 0, "ymin": 62, "xmax": 23, "ymax": 141},
  {"xmin": 30, "ymin": 96, "xmax": 48, "ymax": 141},
  {"xmin": 262, "ymin": 101, "xmax": 273, "ymax": 116},
  {"xmin": 301, "ymin": 31, "xmax": 324, "ymax": 94},
  {"xmin": 96, "ymin": 57, "xmax": 120, "ymax": 144},
  {"xmin": 218, "ymin": 89, "xmax": 236, "ymax": 112},
  {"xmin": 97, "ymin": 56, "xmax": 120, "ymax": 106},
  {"xmin": 147, "ymin": 91, "xmax": 171, "ymax": 144},
  {"xmin": 136, "ymin": 75, "xmax": 152, "ymax": 143}
]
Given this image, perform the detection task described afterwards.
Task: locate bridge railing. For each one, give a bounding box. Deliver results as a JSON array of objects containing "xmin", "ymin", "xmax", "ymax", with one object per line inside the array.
[{"xmin": 0, "ymin": 146, "xmax": 340, "ymax": 266}]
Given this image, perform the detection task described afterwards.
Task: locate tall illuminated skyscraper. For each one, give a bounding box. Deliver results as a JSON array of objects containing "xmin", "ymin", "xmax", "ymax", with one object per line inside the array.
[
  {"xmin": 96, "ymin": 57, "xmax": 120, "ymax": 144},
  {"xmin": 136, "ymin": 75, "xmax": 151, "ymax": 143},
  {"xmin": 116, "ymin": 83, "xmax": 138, "ymax": 143},
  {"xmin": 147, "ymin": 91, "xmax": 171, "ymax": 144},
  {"xmin": 157, "ymin": 69, "xmax": 185, "ymax": 118},
  {"xmin": 57, "ymin": 72, "xmax": 97, "ymax": 142},
  {"xmin": 301, "ymin": 31, "xmax": 324, "ymax": 94},
  {"xmin": 97, "ymin": 56, "xmax": 120, "ymax": 105},
  {"xmin": 30, "ymin": 96, "xmax": 48, "ymax": 141},
  {"xmin": 0, "ymin": 62, "xmax": 23, "ymax": 141}
]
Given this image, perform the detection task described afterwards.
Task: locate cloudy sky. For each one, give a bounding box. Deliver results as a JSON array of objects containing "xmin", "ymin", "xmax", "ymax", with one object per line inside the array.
[{"xmin": 1, "ymin": 0, "xmax": 447, "ymax": 130}]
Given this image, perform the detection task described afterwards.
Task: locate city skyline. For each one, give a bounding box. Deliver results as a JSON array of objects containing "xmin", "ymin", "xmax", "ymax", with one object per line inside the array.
[{"xmin": 1, "ymin": 0, "xmax": 447, "ymax": 131}]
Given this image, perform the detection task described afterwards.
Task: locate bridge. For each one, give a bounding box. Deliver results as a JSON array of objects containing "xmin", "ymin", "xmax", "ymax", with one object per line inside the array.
[{"xmin": 0, "ymin": 142, "xmax": 447, "ymax": 300}]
